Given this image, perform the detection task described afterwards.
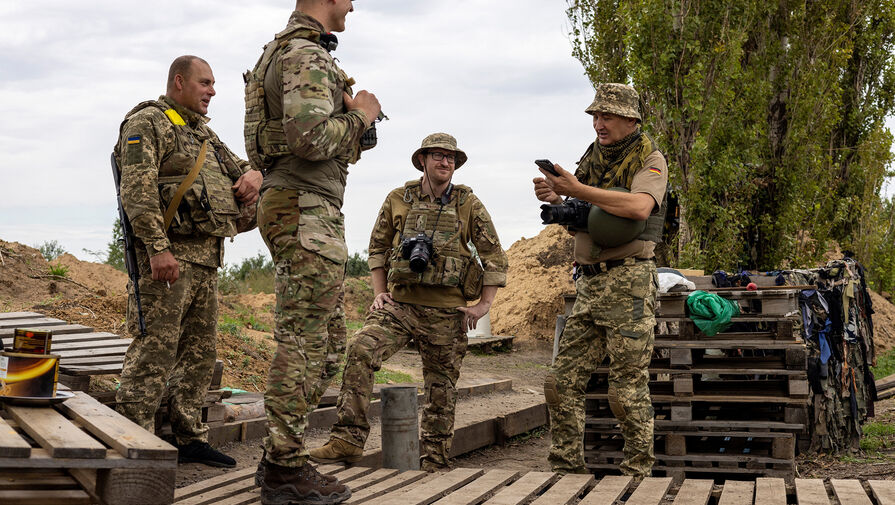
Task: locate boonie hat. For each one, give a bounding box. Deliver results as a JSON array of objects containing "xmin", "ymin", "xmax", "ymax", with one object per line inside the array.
[
  {"xmin": 411, "ymin": 133, "xmax": 468, "ymax": 171},
  {"xmin": 585, "ymin": 83, "xmax": 641, "ymax": 122}
]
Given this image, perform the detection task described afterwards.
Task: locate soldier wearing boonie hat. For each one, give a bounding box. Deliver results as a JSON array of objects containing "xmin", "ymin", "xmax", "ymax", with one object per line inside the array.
[
  {"xmin": 310, "ymin": 132, "xmax": 507, "ymax": 472},
  {"xmin": 533, "ymin": 83, "xmax": 668, "ymax": 477}
]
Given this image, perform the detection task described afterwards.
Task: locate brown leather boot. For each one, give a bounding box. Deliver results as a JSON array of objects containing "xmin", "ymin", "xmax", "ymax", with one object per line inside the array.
[
  {"xmin": 308, "ymin": 438, "xmax": 363, "ymax": 464},
  {"xmin": 260, "ymin": 461, "xmax": 351, "ymax": 505},
  {"xmin": 256, "ymin": 457, "xmax": 338, "ymax": 487}
]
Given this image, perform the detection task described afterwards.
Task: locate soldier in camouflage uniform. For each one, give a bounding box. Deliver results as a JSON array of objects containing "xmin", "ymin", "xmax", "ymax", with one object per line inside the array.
[
  {"xmin": 114, "ymin": 55, "xmax": 262, "ymax": 468},
  {"xmin": 244, "ymin": 1, "xmax": 381, "ymax": 503},
  {"xmin": 309, "ymin": 133, "xmax": 508, "ymax": 472},
  {"xmin": 533, "ymin": 84, "xmax": 668, "ymax": 477}
]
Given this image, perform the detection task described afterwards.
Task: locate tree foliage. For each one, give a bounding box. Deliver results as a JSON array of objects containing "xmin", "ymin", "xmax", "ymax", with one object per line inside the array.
[
  {"xmin": 36, "ymin": 240, "xmax": 66, "ymax": 261},
  {"xmin": 566, "ymin": 0, "xmax": 895, "ymax": 289}
]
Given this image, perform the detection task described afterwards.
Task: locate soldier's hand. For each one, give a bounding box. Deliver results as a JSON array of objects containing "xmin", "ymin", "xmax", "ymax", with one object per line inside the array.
[
  {"xmin": 533, "ymin": 178, "xmax": 561, "ymax": 204},
  {"xmin": 232, "ymin": 169, "xmax": 262, "ymax": 205},
  {"xmin": 149, "ymin": 251, "xmax": 180, "ymax": 284},
  {"xmin": 458, "ymin": 302, "xmax": 490, "ymax": 333},
  {"xmin": 540, "ymin": 163, "xmax": 581, "ymax": 199},
  {"xmin": 370, "ymin": 292, "xmax": 397, "ymax": 311},
  {"xmin": 344, "ymin": 91, "xmax": 381, "ymax": 127}
]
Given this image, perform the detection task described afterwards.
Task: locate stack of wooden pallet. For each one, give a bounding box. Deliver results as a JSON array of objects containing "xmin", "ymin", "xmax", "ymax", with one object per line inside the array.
[{"xmin": 584, "ymin": 277, "xmax": 809, "ymax": 482}]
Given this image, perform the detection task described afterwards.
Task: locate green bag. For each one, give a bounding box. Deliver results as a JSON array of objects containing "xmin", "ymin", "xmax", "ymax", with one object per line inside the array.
[{"xmin": 686, "ymin": 290, "xmax": 740, "ymax": 336}]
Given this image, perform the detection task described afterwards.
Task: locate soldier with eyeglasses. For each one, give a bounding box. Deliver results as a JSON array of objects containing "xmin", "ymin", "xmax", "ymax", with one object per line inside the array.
[{"xmin": 309, "ymin": 133, "xmax": 508, "ymax": 471}]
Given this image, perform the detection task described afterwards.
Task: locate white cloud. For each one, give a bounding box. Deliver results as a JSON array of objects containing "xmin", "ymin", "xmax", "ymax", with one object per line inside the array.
[{"xmin": 0, "ymin": 0, "xmax": 598, "ymax": 265}]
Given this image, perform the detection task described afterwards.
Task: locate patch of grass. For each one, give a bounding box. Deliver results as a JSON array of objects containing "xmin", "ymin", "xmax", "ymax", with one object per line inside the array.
[
  {"xmin": 861, "ymin": 422, "xmax": 895, "ymax": 452},
  {"xmin": 347, "ymin": 320, "xmax": 364, "ymax": 334},
  {"xmin": 507, "ymin": 426, "xmax": 548, "ymax": 444},
  {"xmin": 374, "ymin": 368, "xmax": 414, "ymax": 384},
  {"xmin": 219, "ymin": 314, "xmax": 243, "ymax": 337},
  {"xmin": 872, "ymin": 348, "xmax": 895, "ymax": 379},
  {"xmin": 47, "ymin": 264, "xmax": 69, "ymax": 277}
]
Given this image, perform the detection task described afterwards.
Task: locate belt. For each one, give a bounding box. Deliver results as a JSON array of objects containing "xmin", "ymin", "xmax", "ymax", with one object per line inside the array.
[{"xmin": 576, "ymin": 257, "xmax": 654, "ymax": 277}]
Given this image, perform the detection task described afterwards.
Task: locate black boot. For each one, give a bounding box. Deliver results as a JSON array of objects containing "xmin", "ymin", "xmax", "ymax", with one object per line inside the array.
[{"xmin": 177, "ymin": 441, "xmax": 236, "ymax": 468}]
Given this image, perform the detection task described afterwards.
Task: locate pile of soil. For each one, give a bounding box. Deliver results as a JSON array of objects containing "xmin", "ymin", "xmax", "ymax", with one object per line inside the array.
[
  {"xmin": 490, "ymin": 225, "xmax": 574, "ymax": 341},
  {"xmin": 0, "ymin": 240, "xmax": 93, "ymax": 311},
  {"xmin": 871, "ymin": 290, "xmax": 895, "ymax": 353}
]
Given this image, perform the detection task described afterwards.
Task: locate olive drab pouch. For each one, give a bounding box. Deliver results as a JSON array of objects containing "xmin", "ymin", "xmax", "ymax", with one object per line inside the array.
[
  {"xmin": 157, "ymin": 169, "xmax": 239, "ymax": 238},
  {"xmin": 297, "ymin": 192, "xmax": 348, "ymax": 265},
  {"xmin": 461, "ymin": 259, "xmax": 484, "ymax": 301}
]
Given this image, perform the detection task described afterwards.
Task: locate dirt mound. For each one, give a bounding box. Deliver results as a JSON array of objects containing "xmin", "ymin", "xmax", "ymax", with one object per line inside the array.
[
  {"xmin": 34, "ymin": 295, "xmax": 128, "ymax": 335},
  {"xmin": 55, "ymin": 253, "xmax": 128, "ymax": 297},
  {"xmin": 490, "ymin": 225, "xmax": 574, "ymax": 341},
  {"xmin": 870, "ymin": 290, "xmax": 895, "ymax": 354},
  {"xmin": 0, "ymin": 240, "xmax": 90, "ymax": 311}
]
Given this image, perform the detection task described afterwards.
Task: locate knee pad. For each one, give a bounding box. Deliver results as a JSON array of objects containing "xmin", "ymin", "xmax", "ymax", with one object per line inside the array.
[{"xmin": 608, "ymin": 385, "xmax": 626, "ymax": 421}]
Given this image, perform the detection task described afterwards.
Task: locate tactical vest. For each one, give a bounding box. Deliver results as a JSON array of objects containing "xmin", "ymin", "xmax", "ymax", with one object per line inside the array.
[
  {"xmin": 386, "ymin": 182, "xmax": 480, "ymax": 297},
  {"xmin": 115, "ymin": 100, "xmax": 241, "ymax": 239},
  {"xmin": 578, "ymin": 132, "xmax": 667, "ymax": 243},
  {"xmin": 243, "ymin": 24, "xmax": 358, "ymax": 173}
]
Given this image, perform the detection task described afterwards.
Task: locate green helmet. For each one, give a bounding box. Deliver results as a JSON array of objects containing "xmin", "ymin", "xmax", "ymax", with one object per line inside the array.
[{"xmin": 587, "ymin": 187, "xmax": 647, "ymax": 247}]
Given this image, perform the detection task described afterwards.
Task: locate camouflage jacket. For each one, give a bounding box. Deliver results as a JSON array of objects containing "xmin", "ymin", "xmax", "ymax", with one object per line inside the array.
[
  {"xmin": 256, "ymin": 10, "xmax": 369, "ymax": 209},
  {"xmin": 115, "ymin": 95, "xmax": 251, "ymax": 268},
  {"xmin": 368, "ymin": 180, "xmax": 508, "ymax": 308}
]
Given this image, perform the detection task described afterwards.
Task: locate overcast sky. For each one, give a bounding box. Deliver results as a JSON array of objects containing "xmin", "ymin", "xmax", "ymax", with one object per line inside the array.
[
  {"xmin": 2, "ymin": 2, "xmax": 891, "ymax": 267},
  {"xmin": 0, "ymin": 0, "xmax": 599, "ymax": 266}
]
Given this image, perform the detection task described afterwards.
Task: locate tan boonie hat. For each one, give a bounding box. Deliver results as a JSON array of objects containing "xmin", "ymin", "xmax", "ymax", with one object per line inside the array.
[
  {"xmin": 585, "ymin": 83, "xmax": 641, "ymax": 122},
  {"xmin": 411, "ymin": 132, "xmax": 468, "ymax": 171}
]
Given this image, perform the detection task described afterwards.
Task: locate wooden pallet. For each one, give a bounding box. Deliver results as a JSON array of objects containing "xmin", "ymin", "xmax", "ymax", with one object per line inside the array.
[
  {"xmin": 172, "ymin": 465, "xmax": 895, "ymax": 505},
  {"xmin": 658, "ymin": 288, "xmax": 800, "ymax": 317},
  {"xmin": 0, "ymin": 391, "xmax": 177, "ymax": 505}
]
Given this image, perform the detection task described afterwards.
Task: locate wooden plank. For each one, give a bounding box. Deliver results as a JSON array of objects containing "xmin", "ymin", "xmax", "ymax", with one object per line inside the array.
[
  {"xmin": 56, "ymin": 391, "xmax": 176, "ymax": 460},
  {"xmin": 625, "ymin": 477, "xmax": 673, "ymax": 505},
  {"xmin": 174, "ymin": 467, "xmax": 256, "ymax": 501},
  {"xmin": 368, "ymin": 467, "xmax": 483, "ymax": 505},
  {"xmin": 671, "ymin": 479, "xmax": 713, "ymax": 505},
  {"xmin": 0, "ymin": 447, "xmax": 177, "ymax": 469},
  {"xmin": 176, "ymin": 476, "xmax": 255, "ymax": 505},
  {"xmin": 0, "ymin": 324, "xmax": 94, "ymax": 337},
  {"xmin": 34, "ymin": 331, "xmax": 121, "ymax": 343},
  {"xmin": 0, "ymin": 489, "xmax": 92, "ymax": 505},
  {"xmin": 55, "ymin": 363, "xmax": 125, "ymax": 375},
  {"xmin": 95, "ymin": 467, "xmax": 175, "ymax": 505},
  {"xmin": 431, "ymin": 469, "xmax": 519, "ymax": 505},
  {"xmin": 579, "ymin": 475, "xmax": 632, "ymax": 505},
  {"xmin": 0, "ymin": 416, "xmax": 32, "ymax": 458},
  {"xmin": 0, "ymin": 312, "xmax": 43, "ymax": 320},
  {"xmin": 332, "ymin": 465, "xmax": 377, "ymax": 483},
  {"xmin": 54, "ymin": 346, "xmax": 131, "ymax": 358},
  {"xmin": 754, "ymin": 478, "xmax": 787, "ymax": 505},
  {"xmin": 345, "ymin": 468, "xmax": 400, "ymax": 491},
  {"xmin": 795, "ymin": 479, "xmax": 831, "ymax": 505},
  {"xmin": 482, "ymin": 471, "xmax": 558, "ymax": 505},
  {"xmin": 0, "ymin": 317, "xmax": 69, "ymax": 329},
  {"xmin": 5, "ymin": 404, "xmax": 106, "ymax": 459},
  {"xmin": 830, "ymin": 479, "xmax": 873, "ymax": 505},
  {"xmin": 344, "ymin": 470, "xmax": 427, "ymax": 504},
  {"xmin": 868, "ymin": 480, "xmax": 895, "ymax": 505},
  {"xmin": 529, "ymin": 473, "xmax": 594, "ymax": 505},
  {"xmin": 52, "ymin": 339, "xmax": 129, "ymax": 350},
  {"xmin": 0, "ymin": 470, "xmax": 76, "ymax": 490},
  {"xmin": 586, "ymin": 392, "xmax": 807, "ymax": 405},
  {"xmin": 718, "ymin": 480, "xmax": 755, "ymax": 505},
  {"xmin": 59, "ymin": 355, "xmax": 127, "ymax": 366}
]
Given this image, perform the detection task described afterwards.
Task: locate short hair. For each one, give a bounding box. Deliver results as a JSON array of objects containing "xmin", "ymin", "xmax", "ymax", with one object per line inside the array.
[{"xmin": 166, "ymin": 55, "xmax": 209, "ymax": 89}]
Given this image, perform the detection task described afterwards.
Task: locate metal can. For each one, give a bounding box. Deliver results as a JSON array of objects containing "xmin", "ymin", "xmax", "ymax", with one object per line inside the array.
[
  {"xmin": 0, "ymin": 352, "xmax": 60, "ymax": 397},
  {"xmin": 13, "ymin": 328, "xmax": 53, "ymax": 354}
]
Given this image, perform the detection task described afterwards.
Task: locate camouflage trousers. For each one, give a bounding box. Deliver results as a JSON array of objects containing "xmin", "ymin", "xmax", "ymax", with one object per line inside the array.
[
  {"xmin": 331, "ymin": 301, "xmax": 467, "ymax": 468},
  {"xmin": 545, "ymin": 259, "xmax": 657, "ymax": 477},
  {"xmin": 258, "ymin": 188, "xmax": 348, "ymax": 467},
  {"xmin": 116, "ymin": 258, "xmax": 218, "ymax": 445}
]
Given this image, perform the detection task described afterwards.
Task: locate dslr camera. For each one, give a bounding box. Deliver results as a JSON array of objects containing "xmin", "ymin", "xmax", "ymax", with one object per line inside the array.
[
  {"xmin": 540, "ymin": 198, "xmax": 592, "ymax": 230},
  {"xmin": 401, "ymin": 232, "xmax": 433, "ymax": 273}
]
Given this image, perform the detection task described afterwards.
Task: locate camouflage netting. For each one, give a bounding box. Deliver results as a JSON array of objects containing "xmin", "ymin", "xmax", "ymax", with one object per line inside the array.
[{"xmin": 779, "ymin": 258, "xmax": 877, "ymax": 453}]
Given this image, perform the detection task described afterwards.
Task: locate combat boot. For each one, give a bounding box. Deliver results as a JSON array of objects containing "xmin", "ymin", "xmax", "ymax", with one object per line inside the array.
[
  {"xmin": 261, "ymin": 461, "xmax": 351, "ymax": 505},
  {"xmin": 308, "ymin": 438, "xmax": 363, "ymax": 464},
  {"xmin": 256, "ymin": 455, "xmax": 338, "ymax": 488}
]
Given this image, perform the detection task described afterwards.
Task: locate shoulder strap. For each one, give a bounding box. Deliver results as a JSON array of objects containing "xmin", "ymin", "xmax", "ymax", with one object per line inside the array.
[{"xmin": 162, "ymin": 140, "xmax": 208, "ymax": 230}]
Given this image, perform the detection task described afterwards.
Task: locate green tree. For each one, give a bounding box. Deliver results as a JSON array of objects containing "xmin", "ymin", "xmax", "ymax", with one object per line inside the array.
[
  {"xmin": 107, "ymin": 218, "xmax": 125, "ymax": 272},
  {"xmin": 36, "ymin": 240, "xmax": 66, "ymax": 261},
  {"xmin": 346, "ymin": 250, "xmax": 371, "ymax": 278},
  {"xmin": 566, "ymin": 0, "xmax": 895, "ymax": 279}
]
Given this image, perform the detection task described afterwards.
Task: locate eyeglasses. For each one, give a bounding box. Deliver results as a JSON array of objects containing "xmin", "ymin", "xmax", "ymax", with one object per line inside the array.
[{"xmin": 428, "ymin": 151, "xmax": 456, "ymax": 163}]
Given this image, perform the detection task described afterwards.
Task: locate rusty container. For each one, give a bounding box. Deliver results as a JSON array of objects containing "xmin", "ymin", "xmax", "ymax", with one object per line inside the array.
[{"xmin": 13, "ymin": 328, "xmax": 53, "ymax": 354}]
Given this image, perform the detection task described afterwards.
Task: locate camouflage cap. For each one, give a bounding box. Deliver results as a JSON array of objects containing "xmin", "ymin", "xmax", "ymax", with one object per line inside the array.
[
  {"xmin": 411, "ymin": 132, "xmax": 468, "ymax": 171},
  {"xmin": 585, "ymin": 83, "xmax": 641, "ymax": 121}
]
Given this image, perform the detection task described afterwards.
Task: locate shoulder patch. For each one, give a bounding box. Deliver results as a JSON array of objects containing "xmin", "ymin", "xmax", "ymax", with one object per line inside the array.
[
  {"xmin": 648, "ymin": 167, "xmax": 662, "ymax": 175},
  {"xmin": 164, "ymin": 109, "xmax": 186, "ymax": 126},
  {"xmin": 127, "ymin": 135, "xmax": 141, "ymax": 145}
]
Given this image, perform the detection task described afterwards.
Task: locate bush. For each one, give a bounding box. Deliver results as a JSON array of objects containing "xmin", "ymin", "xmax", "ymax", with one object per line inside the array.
[
  {"xmin": 37, "ymin": 240, "xmax": 66, "ymax": 261},
  {"xmin": 48, "ymin": 264, "xmax": 69, "ymax": 277},
  {"xmin": 219, "ymin": 253, "xmax": 275, "ymax": 294},
  {"xmin": 346, "ymin": 250, "xmax": 370, "ymax": 278}
]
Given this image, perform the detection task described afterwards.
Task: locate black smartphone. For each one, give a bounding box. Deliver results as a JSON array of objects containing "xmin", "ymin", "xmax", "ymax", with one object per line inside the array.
[{"xmin": 535, "ymin": 159, "xmax": 559, "ymax": 177}]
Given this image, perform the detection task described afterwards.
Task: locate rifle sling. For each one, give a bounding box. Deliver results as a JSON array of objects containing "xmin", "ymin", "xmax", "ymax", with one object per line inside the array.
[{"xmin": 163, "ymin": 140, "xmax": 207, "ymax": 230}]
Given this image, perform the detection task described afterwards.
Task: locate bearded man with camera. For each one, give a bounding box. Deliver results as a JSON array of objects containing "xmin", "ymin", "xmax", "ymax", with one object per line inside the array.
[
  {"xmin": 309, "ymin": 133, "xmax": 507, "ymax": 472},
  {"xmin": 533, "ymin": 83, "xmax": 668, "ymax": 478}
]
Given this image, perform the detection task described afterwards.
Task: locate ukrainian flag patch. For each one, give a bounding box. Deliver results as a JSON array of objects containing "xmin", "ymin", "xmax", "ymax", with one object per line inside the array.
[
  {"xmin": 127, "ymin": 135, "xmax": 141, "ymax": 145},
  {"xmin": 649, "ymin": 167, "xmax": 662, "ymax": 175}
]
